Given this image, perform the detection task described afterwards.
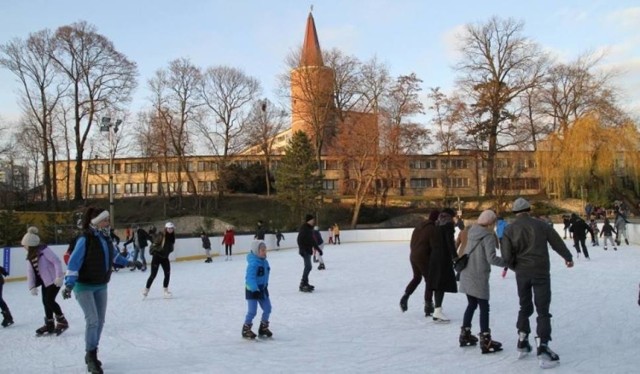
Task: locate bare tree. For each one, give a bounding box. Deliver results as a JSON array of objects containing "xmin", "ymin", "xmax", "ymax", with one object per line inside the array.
[
  {"xmin": 197, "ymin": 65, "xmax": 261, "ymax": 196},
  {"xmin": 358, "ymin": 56, "xmax": 391, "ymax": 114},
  {"xmin": 0, "ymin": 29, "xmax": 67, "ymax": 206},
  {"xmin": 323, "ymin": 48, "xmax": 363, "ymax": 121},
  {"xmin": 49, "ymin": 21, "xmax": 137, "ymax": 201},
  {"xmin": 455, "ymin": 16, "xmax": 547, "ymax": 195},
  {"xmin": 244, "ymin": 99, "xmax": 289, "ymax": 196}
]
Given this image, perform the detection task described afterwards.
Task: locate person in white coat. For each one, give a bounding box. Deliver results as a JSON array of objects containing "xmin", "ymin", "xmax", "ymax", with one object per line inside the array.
[{"xmin": 457, "ymin": 210, "xmax": 506, "ymax": 354}]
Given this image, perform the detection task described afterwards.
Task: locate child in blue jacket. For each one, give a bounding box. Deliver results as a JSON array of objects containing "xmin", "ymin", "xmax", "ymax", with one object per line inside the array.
[{"xmin": 242, "ymin": 241, "xmax": 272, "ymax": 339}]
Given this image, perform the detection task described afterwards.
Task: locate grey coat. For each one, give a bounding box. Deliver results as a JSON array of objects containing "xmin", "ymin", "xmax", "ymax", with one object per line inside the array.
[{"xmin": 458, "ymin": 224, "xmax": 506, "ymax": 300}]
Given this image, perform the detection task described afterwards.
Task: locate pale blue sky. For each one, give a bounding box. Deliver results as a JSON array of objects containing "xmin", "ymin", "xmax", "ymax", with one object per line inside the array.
[{"xmin": 1, "ymin": 0, "xmax": 639, "ymax": 126}]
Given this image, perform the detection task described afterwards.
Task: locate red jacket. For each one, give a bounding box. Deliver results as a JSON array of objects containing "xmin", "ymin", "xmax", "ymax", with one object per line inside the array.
[{"xmin": 222, "ymin": 230, "xmax": 235, "ymax": 245}]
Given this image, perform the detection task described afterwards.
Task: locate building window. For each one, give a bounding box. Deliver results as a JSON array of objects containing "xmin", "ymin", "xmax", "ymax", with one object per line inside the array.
[
  {"xmin": 322, "ymin": 160, "xmax": 340, "ymax": 170},
  {"xmin": 441, "ymin": 159, "xmax": 468, "ymax": 169},
  {"xmin": 444, "ymin": 177, "xmax": 469, "ymax": 188},
  {"xmin": 322, "ymin": 179, "xmax": 337, "ymax": 190},
  {"xmin": 197, "ymin": 161, "xmax": 218, "ymax": 172},
  {"xmin": 410, "ymin": 178, "xmax": 437, "ymax": 188},
  {"xmin": 409, "ymin": 159, "xmax": 437, "ymax": 169}
]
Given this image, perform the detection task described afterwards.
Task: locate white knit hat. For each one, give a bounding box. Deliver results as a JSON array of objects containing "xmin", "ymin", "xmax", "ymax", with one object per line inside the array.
[
  {"xmin": 21, "ymin": 226, "xmax": 41, "ymax": 247},
  {"xmin": 250, "ymin": 240, "xmax": 266, "ymax": 255},
  {"xmin": 477, "ymin": 210, "xmax": 497, "ymax": 226}
]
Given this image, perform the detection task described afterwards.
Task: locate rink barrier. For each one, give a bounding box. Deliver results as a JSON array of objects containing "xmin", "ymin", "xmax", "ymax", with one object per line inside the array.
[{"xmin": 3, "ymin": 224, "xmax": 638, "ymax": 282}]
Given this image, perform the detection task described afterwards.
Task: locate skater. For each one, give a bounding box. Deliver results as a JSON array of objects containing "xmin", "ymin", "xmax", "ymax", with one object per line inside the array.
[
  {"xmin": 0, "ymin": 265, "xmax": 14, "ymax": 327},
  {"xmin": 427, "ymin": 208, "xmax": 459, "ymax": 323},
  {"xmin": 297, "ymin": 214, "xmax": 316, "ymax": 292},
  {"xmin": 222, "ymin": 226, "xmax": 235, "ymax": 261},
  {"xmin": 254, "ymin": 220, "xmax": 267, "ymax": 240},
  {"xmin": 328, "ymin": 226, "xmax": 334, "ymax": 244},
  {"xmin": 313, "ymin": 226, "xmax": 326, "ymax": 270},
  {"xmin": 399, "ymin": 210, "xmax": 440, "ymax": 317},
  {"xmin": 275, "ymin": 229, "xmax": 285, "ymax": 248},
  {"xmin": 588, "ymin": 219, "xmax": 600, "ymax": 246},
  {"xmin": 569, "ymin": 214, "xmax": 593, "ymax": 259},
  {"xmin": 458, "ymin": 210, "xmax": 506, "ymax": 353},
  {"xmin": 600, "ymin": 218, "xmax": 617, "ymax": 251},
  {"xmin": 502, "ymin": 198, "xmax": 574, "ymax": 368},
  {"xmin": 614, "ymin": 212, "xmax": 629, "ymax": 246},
  {"xmin": 495, "ymin": 216, "xmax": 509, "ymax": 278},
  {"xmin": 333, "ymin": 223, "xmax": 341, "ymax": 244},
  {"xmin": 201, "ymin": 231, "xmax": 212, "ymax": 263},
  {"xmin": 562, "ymin": 214, "xmax": 571, "ymax": 239},
  {"xmin": 123, "ymin": 225, "xmax": 150, "ymax": 271},
  {"xmin": 241, "ymin": 240, "xmax": 272, "ymax": 339},
  {"xmin": 143, "ymin": 222, "xmax": 176, "ymax": 298},
  {"xmin": 63, "ymin": 207, "xmax": 130, "ymax": 374},
  {"xmin": 22, "ymin": 226, "xmax": 68, "ymax": 336}
]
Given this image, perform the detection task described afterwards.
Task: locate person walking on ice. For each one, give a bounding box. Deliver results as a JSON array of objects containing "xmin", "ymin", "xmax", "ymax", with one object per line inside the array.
[{"xmin": 143, "ymin": 222, "xmax": 176, "ymax": 299}]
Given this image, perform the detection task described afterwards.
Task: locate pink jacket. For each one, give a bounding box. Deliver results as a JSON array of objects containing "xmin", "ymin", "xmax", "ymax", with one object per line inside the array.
[{"xmin": 26, "ymin": 245, "xmax": 64, "ymax": 290}]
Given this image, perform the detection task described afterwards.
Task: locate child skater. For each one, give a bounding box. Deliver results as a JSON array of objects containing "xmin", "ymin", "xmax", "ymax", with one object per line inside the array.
[
  {"xmin": 242, "ymin": 241, "xmax": 273, "ymax": 339},
  {"xmin": 588, "ymin": 219, "xmax": 600, "ymax": 246},
  {"xmin": 222, "ymin": 226, "xmax": 235, "ymax": 261},
  {"xmin": 313, "ymin": 226, "xmax": 326, "ymax": 270},
  {"xmin": 600, "ymin": 218, "xmax": 617, "ymax": 251},
  {"xmin": 201, "ymin": 231, "xmax": 212, "ymax": 263}
]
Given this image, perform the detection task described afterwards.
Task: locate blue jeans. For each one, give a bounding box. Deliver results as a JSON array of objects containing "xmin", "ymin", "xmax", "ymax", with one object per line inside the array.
[
  {"xmin": 132, "ymin": 246, "xmax": 147, "ymax": 266},
  {"xmin": 300, "ymin": 252, "xmax": 312, "ymax": 284},
  {"xmin": 244, "ymin": 297, "xmax": 272, "ymax": 325},
  {"xmin": 75, "ymin": 286, "xmax": 108, "ymax": 352}
]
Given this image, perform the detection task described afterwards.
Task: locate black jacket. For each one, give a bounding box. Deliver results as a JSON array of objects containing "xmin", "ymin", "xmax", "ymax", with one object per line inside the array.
[{"xmin": 297, "ymin": 223, "xmax": 315, "ymax": 255}]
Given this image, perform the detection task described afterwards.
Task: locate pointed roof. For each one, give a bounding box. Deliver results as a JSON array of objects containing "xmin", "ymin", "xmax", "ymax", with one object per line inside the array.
[{"xmin": 299, "ymin": 11, "xmax": 324, "ymax": 67}]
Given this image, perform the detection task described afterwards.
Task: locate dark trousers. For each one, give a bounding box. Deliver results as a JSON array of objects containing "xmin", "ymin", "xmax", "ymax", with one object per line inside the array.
[
  {"xmin": 0, "ymin": 282, "xmax": 9, "ymax": 312},
  {"xmin": 404, "ymin": 260, "xmax": 430, "ymax": 303},
  {"xmin": 516, "ymin": 274, "xmax": 552, "ymax": 344},
  {"xmin": 42, "ymin": 284, "xmax": 63, "ymax": 319},
  {"xmin": 300, "ymin": 252, "xmax": 312, "ymax": 284},
  {"xmin": 463, "ymin": 295, "xmax": 490, "ymax": 332},
  {"xmin": 146, "ymin": 255, "xmax": 171, "ymax": 288},
  {"xmin": 225, "ymin": 244, "xmax": 233, "ymax": 256},
  {"xmin": 573, "ymin": 237, "xmax": 589, "ymax": 258}
]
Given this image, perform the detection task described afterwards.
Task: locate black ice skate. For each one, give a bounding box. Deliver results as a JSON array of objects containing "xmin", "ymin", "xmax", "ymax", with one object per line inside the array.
[
  {"xmin": 479, "ymin": 331, "xmax": 502, "ymax": 354},
  {"xmin": 85, "ymin": 349, "xmax": 103, "ymax": 374},
  {"xmin": 317, "ymin": 263, "xmax": 325, "ymax": 270},
  {"xmin": 399, "ymin": 293, "xmax": 409, "ymax": 312},
  {"xmin": 35, "ymin": 318, "xmax": 55, "ymax": 336},
  {"xmin": 517, "ymin": 331, "xmax": 532, "ymax": 359},
  {"xmin": 1, "ymin": 310, "xmax": 14, "ymax": 327},
  {"xmin": 459, "ymin": 327, "xmax": 478, "ymax": 347},
  {"xmin": 537, "ymin": 341, "xmax": 560, "ymax": 369},
  {"xmin": 258, "ymin": 321, "xmax": 273, "ymax": 338},
  {"xmin": 242, "ymin": 323, "xmax": 257, "ymax": 339},
  {"xmin": 299, "ymin": 284, "xmax": 314, "ymax": 293},
  {"xmin": 424, "ymin": 301, "xmax": 434, "ymax": 317}
]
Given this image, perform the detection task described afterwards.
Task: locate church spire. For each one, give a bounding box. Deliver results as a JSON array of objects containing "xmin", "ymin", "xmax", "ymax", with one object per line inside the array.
[{"xmin": 299, "ymin": 10, "xmax": 324, "ymax": 67}]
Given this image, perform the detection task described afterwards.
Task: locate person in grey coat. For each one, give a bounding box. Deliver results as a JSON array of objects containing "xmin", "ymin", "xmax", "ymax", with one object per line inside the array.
[
  {"xmin": 614, "ymin": 212, "xmax": 629, "ymax": 246},
  {"xmin": 458, "ymin": 210, "xmax": 506, "ymax": 353},
  {"xmin": 501, "ymin": 197, "xmax": 574, "ymax": 366}
]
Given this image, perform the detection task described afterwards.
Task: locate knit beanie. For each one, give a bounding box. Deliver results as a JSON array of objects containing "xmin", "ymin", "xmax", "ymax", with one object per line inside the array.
[
  {"xmin": 21, "ymin": 226, "xmax": 41, "ymax": 247},
  {"xmin": 305, "ymin": 214, "xmax": 315, "ymax": 223},
  {"xmin": 251, "ymin": 240, "xmax": 266, "ymax": 255},
  {"xmin": 512, "ymin": 197, "xmax": 531, "ymax": 213},
  {"xmin": 477, "ymin": 210, "xmax": 497, "ymax": 226}
]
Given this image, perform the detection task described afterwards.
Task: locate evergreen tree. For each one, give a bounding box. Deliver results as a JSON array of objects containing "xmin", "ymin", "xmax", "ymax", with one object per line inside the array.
[
  {"xmin": 275, "ymin": 131, "xmax": 322, "ymax": 225},
  {"xmin": 0, "ymin": 210, "xmax": 26, "ymax": 247}
]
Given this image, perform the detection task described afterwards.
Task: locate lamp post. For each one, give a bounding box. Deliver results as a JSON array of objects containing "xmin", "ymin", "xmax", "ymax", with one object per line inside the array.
[{"xmin": 100, "ymin": 117, "xmax": 122, "ymax": 227}]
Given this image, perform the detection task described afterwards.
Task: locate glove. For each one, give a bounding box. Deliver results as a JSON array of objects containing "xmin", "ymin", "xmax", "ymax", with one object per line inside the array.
[
  {"xmin": 54, "ymin": 277, "xmax": 63, "ymax": 287},
  {"xmin": 62, "ymin": 286, "xmax": 73, "ymax": 300},
  {"xmin": 30, "ymin": 288, "xmax": 38, "ymax": 296},
  {"xmin": 251, "ymin": 291, "xmax": 262, "ymax": 299}
]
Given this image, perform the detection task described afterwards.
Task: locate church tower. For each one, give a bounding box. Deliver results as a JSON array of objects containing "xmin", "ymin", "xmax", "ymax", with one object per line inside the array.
[{"xmin": 290, "ymin": 11, "xmax": 336, "ymax": 147}]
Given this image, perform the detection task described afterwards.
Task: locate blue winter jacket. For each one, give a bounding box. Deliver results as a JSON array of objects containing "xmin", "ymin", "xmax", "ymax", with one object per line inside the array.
[{"xmin": 245, "ymin": 249, "xmax": 270, "ymax": 300}]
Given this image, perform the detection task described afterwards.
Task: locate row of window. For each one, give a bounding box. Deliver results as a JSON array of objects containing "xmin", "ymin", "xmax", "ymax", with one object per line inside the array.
[{"xmin": 409, "ymin": 159, "xmax": 537, "ymax": 170}]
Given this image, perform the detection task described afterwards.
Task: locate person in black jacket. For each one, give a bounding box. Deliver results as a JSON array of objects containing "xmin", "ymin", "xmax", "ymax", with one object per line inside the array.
[
  {"xmin": 143, "ymin": 222, "xmax": 176, "ymax": 299},
  {"xmin": 296, "ymin": 214, "xmax": 316, "ymax": 292},
  {"xmin": 569, "ymin": 214, "xmax": 593, "ymax": 259},
  {"xmin": 123, "ymin": 225, "xmax": 150, "ymax": 271}
]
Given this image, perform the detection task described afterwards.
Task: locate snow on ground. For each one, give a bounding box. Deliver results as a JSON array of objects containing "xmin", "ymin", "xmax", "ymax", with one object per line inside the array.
[{"xmin": 1, "ymin": 239, "xmax": 639, "ymax": 373}]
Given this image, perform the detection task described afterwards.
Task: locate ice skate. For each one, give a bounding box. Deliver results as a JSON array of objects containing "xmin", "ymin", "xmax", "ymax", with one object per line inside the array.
[
  {"xmin": 318, "ymin": 263, "xmax": 326, "ymax": 270},
  {"xmin": 1, "ymin": 310, "xmax": 14, "ymax": 328},
  {"xmin": 299, "ymin": 281, "xmax": 314, "ymax": 293},
  {"xmin": 424, "ymin": 301, "xmax": 434, "ymax": 317},
  {"xmin": 399, "ymin": 294, "xmax": 409, "ymax": 312},
  {"xmin": 85, "ymin": 349, "xmax": 103, "ymax": 374},
  {"xmin": 258, "ymin": 321, "xmax": 273, "ymax": 338},
  {"xmin": 517, "ymin": 331, "xmax": 532, "ymax": 359},
  {"xmin": 242, "ymin": 323, "xmax": 257, "ymax": 339},
  {"xmin": 35, "ymin": 318, "xmax": 55, "ymax": 336},
  {"xmin": 163, "ymin": 287, "xmax": 173, "ymax": 299},
  {"xmin": 479, "ymin": 331, "xmax": 502, "ymax": 354},
  {"xmin": 459, "ymin": 327, "xmax": 478, "ymax": 347},
  {"xmin": 142, "ymin": 288, "xmax": 149, "ymax": 299},
  {"xmin": 537, "ymin": 341, "xmax": 560, "ymax": 369},
  {"xmin": 54, "ymin": 314, "xmax": 69, "ymax": 335},
  {"xmin": 432, "ymin": 307, "xmax": 450, "ymax": 323},
  {"xmin": 625, "ymin": 239, "xmax": 629, "ymax": 245}
]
